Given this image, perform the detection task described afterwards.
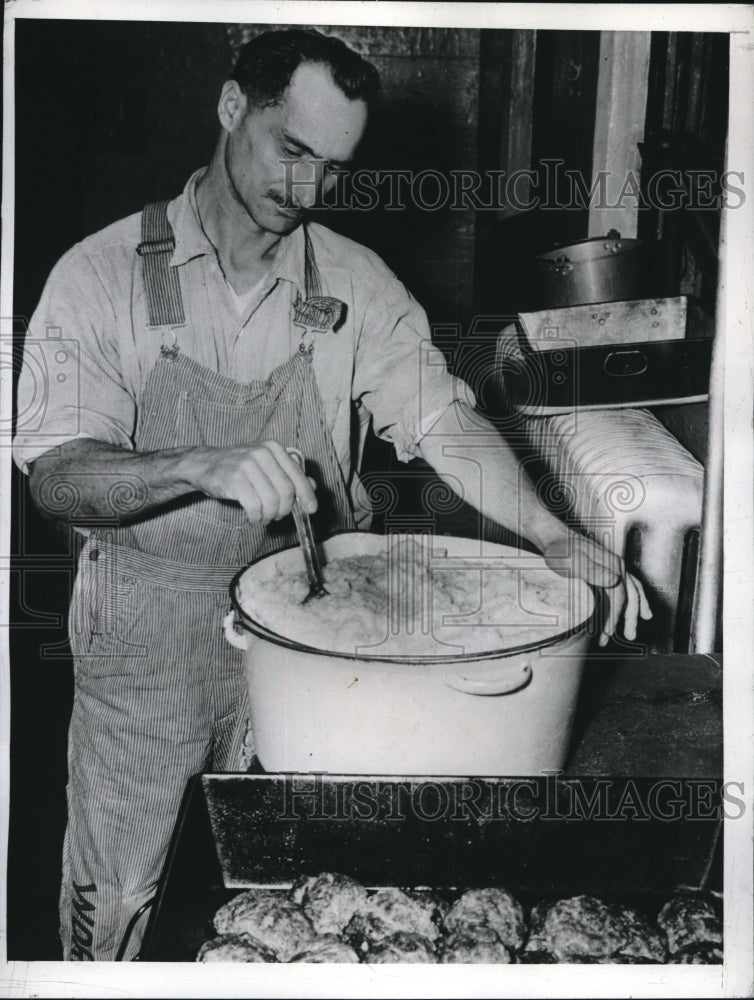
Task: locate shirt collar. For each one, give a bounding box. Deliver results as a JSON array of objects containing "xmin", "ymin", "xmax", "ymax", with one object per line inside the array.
[{"xmin": 167, "ymin": 168, "xmax": 307, "ymax": 297}]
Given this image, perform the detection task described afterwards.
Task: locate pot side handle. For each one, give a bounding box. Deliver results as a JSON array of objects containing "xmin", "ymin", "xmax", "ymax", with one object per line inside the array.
[
  {"xmin": 223, "ymin": 610, "xmax": 251, "ymax": 651},
  {"xmin": 445, "ymin": 660, "xmax": 532, "ymax": 696}
]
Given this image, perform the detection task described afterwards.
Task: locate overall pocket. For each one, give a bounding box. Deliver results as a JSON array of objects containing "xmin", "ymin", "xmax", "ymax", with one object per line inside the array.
[
  {"xmin": 173, "ymin": 384, "xmax": 301, "ymax": 530},
  {"xmin": 69, "ymin": 542, "xmax": 140, "ymax": 662}
]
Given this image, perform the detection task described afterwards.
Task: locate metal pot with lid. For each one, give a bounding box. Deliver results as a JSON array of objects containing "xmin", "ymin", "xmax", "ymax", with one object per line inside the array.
[{"xmin": 535, "ymin": 230, "xmax": 648, "ymax": 308}]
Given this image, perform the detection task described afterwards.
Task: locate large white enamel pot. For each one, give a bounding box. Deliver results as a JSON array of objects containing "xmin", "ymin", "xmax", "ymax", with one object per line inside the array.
[{"xmin": 225, "ymin": 532, "xmax": 598, "ymax": 776}]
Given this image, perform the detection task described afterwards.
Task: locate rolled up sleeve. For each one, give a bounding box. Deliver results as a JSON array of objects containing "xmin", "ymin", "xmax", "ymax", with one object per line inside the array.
[
  {"xmin": 352, "ymin": 278, "xmax": 475, "ymax": 463},
  {"xmin": 13, "ymin": 248, "xmax": 136, "ymax": 474}
]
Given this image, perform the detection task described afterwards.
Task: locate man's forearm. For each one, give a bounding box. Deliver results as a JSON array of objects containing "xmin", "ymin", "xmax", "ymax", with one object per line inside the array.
[
  {"xmin": 28, "ymin": 439, "xmax": 209, "ymax": 523},
  {"xmin": 419, "ymin": 401, "xmax": 652, "ymax": 646},
  {"xmin": 418, "ymin": 402, "xmax": 570, "ymax": 552},
  {"xmin": 27, "ymin": 437, "xmax": 318, "ymax": 526}
]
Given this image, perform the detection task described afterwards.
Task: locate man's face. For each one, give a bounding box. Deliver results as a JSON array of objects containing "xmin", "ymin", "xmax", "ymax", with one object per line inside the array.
[{"xmin": 223, "ymin": 62, "xmax": 368, "ymax": 235}]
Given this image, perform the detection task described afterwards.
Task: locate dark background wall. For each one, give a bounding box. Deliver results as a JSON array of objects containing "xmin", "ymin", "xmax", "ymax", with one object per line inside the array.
[
  {"xmin": 8, "ymin": 19, "xmax": 728, "ymax": 960},
  {"xmin": 639, "ymin": 30, "xmax": 729, "ymax": 465}
]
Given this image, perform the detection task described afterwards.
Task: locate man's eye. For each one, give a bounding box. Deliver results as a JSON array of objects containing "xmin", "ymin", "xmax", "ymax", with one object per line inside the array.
[{"xmin": 282, "ymin": 147, "xmax": 301, "ymax": 158}]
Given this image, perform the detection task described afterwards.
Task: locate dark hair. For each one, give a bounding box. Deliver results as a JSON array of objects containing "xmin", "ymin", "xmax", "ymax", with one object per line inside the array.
[{"xmin": 230, "ymin": 28, "xmax": 381, "ymax": 108}]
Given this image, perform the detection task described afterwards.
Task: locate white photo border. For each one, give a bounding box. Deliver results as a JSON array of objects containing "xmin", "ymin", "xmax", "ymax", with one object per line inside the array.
[{"xmin": 1, "ymin": 2, "xmax": 752, "ymax": 997}]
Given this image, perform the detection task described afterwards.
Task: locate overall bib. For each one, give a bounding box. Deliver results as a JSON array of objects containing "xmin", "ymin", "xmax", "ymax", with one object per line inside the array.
[{"xmin": 61, "ymin": 201, "xmax": 355, "ymax": 960}]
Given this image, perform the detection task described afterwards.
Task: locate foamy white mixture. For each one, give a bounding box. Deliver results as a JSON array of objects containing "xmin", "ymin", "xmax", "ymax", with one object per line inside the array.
[{"xmin": 238, "ymin": 540, "xmax": 583, "ymax": 657}]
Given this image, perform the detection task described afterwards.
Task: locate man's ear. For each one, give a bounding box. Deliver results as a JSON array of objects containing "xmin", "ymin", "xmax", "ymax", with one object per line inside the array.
[{"xmin": 218, "ymin": 80, "xmax": 247, "ymax": 133}]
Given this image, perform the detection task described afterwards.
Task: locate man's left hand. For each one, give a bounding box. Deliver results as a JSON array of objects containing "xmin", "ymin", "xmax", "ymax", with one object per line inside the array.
[{"xmin": 541, "ymin": 534, "xmax": 652, "ymax": 648}]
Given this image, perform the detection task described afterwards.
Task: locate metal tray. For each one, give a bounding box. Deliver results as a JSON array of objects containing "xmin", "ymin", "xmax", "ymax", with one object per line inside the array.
[
  {"xmin": 140, "ymin": 771, "xmax": 722, "ymax": 962},
  {"xmin": 497, "ymin": 296, "xmax": 714, "ymax": 412},
  {"xmin": 508, "ymin": 338, "xmax": 713, "ymax": 412},
  {"xmin": 518, "ymin": 296, "xmax": 712, "ymax": 350}
]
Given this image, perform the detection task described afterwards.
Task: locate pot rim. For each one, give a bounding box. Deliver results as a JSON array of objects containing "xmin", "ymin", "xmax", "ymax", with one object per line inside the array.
[
  {"xmin": 537, "ymin": 233, "xmax": 642, "ymax": 253},
  {"xmin": 229, "ymin": 531, "xmax": 601, "ymax": 665},
  {"xmin": 537, "ymin": 241, "xmax": 643, "ymax": 269}
]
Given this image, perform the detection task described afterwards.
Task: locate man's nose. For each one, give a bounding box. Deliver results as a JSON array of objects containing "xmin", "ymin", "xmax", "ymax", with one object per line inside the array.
[
  {"xmin": 286, "ymin": 159, "xmax": 327, "ymax": 209},
  {"xmin": 295, "ymin": 181, "xmax": 320, "ymax": 210}
]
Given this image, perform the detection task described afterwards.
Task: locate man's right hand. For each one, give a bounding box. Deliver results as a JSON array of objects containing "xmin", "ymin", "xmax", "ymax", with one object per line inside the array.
[
  {"xmin": 28, "ymin": 437, "xmax": 317, "ymax": 526},
  {"xmin": 184, "ymin": 440, "xmax": 317, "ymax": 524}
]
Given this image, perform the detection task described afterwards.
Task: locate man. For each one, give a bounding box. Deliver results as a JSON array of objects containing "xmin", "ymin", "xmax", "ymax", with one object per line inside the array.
[{"xmin": 13, "ymin": 28, "xmax": 649, "ymax": 960}]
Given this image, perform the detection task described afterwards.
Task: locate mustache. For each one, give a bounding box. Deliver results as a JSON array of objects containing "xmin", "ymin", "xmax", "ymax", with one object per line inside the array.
[{"xmin": 268, "ymin": 190, "xmax": 305, "ymax": 213}]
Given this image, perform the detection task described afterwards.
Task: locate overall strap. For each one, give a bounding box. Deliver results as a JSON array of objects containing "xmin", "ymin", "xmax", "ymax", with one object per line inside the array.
[
  {"xmin": 297, "ymin": 224, "xmax": 344, "ymax": 333},
  {"xmin": 303, "ymin": 224, "xmax": 322, "ymax": 299},
  {"xmin": 136, "ymin": 201, "xmax": 186, "ymax": 327}
]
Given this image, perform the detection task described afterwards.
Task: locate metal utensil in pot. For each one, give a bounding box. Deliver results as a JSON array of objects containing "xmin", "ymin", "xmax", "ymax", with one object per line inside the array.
[{"xmin": 286, "ymin": 447, "xmax": 329, "ymax": 602}]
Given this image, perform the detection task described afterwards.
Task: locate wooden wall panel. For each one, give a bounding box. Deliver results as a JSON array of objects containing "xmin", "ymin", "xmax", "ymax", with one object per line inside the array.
[{"xmin": 588, "ymin": 31, "xmax": 651, "ymax": 238}]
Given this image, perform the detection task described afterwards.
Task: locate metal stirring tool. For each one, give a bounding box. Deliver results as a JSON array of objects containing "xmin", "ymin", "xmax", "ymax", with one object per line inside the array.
[{"xmin": 286, "ymin": 448, "xmax": 329, "ymax": 602}]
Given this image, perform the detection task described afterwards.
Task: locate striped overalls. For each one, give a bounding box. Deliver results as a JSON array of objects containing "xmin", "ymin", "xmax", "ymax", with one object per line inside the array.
[{"xmin": 61, "ymin": 202, "xmax": 355, "ymax": 960}]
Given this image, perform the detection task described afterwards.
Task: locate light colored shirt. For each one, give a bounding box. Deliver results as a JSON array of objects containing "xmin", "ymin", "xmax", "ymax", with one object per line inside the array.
[
  {"xmin": 13, "ymin": 169, "xmax": 473, "ymax": 500},
  {"xmin": 226, "ymin": 272, "xmax": 268, "ymax": 315}
]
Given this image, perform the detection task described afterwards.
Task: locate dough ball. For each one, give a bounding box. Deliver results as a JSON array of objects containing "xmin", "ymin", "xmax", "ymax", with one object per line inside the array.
[
  {"xmin": 657, "ymin": 895, "xmax": 723, "ymax": 955},
  {"xmin": 439, "ymin": 924, "xmax": 513, "ymax": 963},
  {"xmin": 444, "ymin": 888, "xmax": 526, "ymax": 951},
  {"xmin": 668, "ymin": 942, "xmax": 724, "ymax": 964},
  {"xmin": 289, "ymin": 872, "xmax": 368, "ymax": 936},
  {"xmin": 196, "ymin": 932, "xmax": 276, "ymax": 962},
  {"xmin": 523, "ymin": 895, "xmax": 666, "ymax": 962},
  {"xmin": 288, "ymin": 934, "xmax": 361, "ymax": 963},
  {"xmin": 366, "ymin": 932, "xmax": 437, "ymax": 963},
  {"xmin": 344, "ymin": 887, "xmax": 442, "ymax": 947},
  {"xmin": 212, "ymin": 889, "xmax": 318, "ymax": 961}
]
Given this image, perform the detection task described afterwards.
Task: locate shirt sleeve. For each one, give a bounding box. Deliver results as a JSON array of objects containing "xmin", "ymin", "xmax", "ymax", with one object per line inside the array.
[
  {"xmin": 12, "ymin": 246, "xmax": 136, "ymax": 474},
  {"xmin": 351, "ymin": 274, "xmax": 476, "ymax": 463}
]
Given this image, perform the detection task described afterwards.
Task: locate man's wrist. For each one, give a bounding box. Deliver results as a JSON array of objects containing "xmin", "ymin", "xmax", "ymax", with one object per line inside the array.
[
  {"xmin": 524, "ymin": 515, "xmax": 573, "ymax": 554},
  {"xmin": 170, "ymin": 446, "xmax": 207, "ymax": 493}
]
